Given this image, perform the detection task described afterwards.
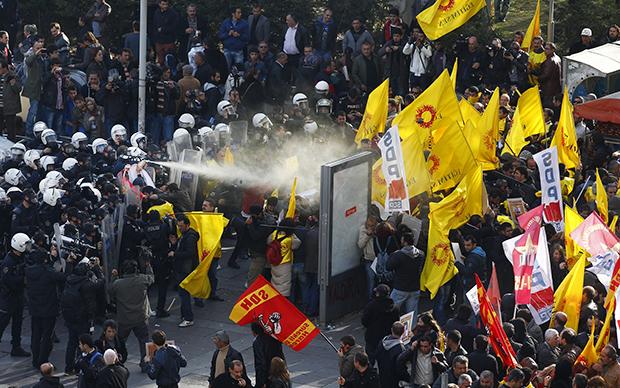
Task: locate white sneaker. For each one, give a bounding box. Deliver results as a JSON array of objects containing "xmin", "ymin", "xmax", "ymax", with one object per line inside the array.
[{"xmin": 178, "ymin": 320, "xmax": 194, "ymax": 328}]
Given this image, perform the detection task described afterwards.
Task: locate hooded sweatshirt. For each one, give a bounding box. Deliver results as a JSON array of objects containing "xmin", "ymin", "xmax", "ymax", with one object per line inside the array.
[{"xmin": 386, "ymin": 245, "xmax": 424, "ymax": 292}]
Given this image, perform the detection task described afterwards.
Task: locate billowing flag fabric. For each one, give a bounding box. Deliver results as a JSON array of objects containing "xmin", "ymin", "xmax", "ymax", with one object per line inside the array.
[
  {"xmin": 487, "ymin": 263, "xmax": 502, "ymax": 315},
  {"xmin": 417, "ymin": 0, "xmax": 487, "ymax": 41},
  {"xmin": 518, "ymin": 86, "xmax": 546, "ymax": 139},
  {"xmin": 564, "ymin": 206, "xmax": 585, "ymax": 269},
  {"xmin": 378, "ymin": 126, "xmax": 410, "ymax": 212},
  {"xmin": 533, "ymin": 147, "xmax": 564, "ymax": 232},
  {"xmin": 550, "ymin": 255, "xmax": 586, "ymax": 331},
  {"xmin": 502, "ymin": 106, "xmax": 528, "ymax": 156},
  {"xmin": 512, "ymin": 217, "xmax": 541, "ymax": 305},
  {"xmin": 229, "ymin": 275, "xmax": 319, "ymax": 351},
  {"xmin": 521, "ymin": 0, "xmax": 541, "ymax": 50},
  {"xmin": 450, "ymin": 59, "xmax": 458, "ymax": 90},
  {"xmin": 476, "ymin": 274, "xmax": 519, "ymax": 369},
  {"xmin": 224, "ymin": 146, "xmax": 235, "ymax": 165},
  {"xmin": 574, "ymin": 321, "xmax": 598, "ymax": 368},
  {"xmin": 459, "ymin": 99, "xmax": 481, "ymax": 126},
  {"xmin": 570, "ymin": 212, "xmax": 620, "ymax": 257},
  {"xmin": 517, "ymin": 205, "xmax": 544, "ymax": 231},
  {"xmin": 355, "ymin": 79, "xmax": 389, "ymax": 144},
  {"xmin": 427, "ymin": 123, "xmax": 478, "ymax": 193},
  {"xmin": 180, "ymin": 213, "xmax": 229, "ymax": 298},
  {"xmin": 147, "ymin": 201, "xmax": 175, "ymax": 219},
  {"xmin": 474, "ymin": 87, "xmax": 500, "ymax": 170},
  {"xmin": 596, "ymin": 169, "xmax": 609, "ymax": 224},
  {"xmin": 394, "ymin": 70, "xmax": 462, "ymax": 140},
  {"xmin": 551, "ymin": 89, "xmax": 580, "ymax": 169},
  {"xmin": 420, "ymin": 220, "xmax": 457, "ymax": 299},
  {"xmin": 595, "ymin": 294, "xmax": 615, "ymax": 354},
  {"xmin": 286, "ymin": 177, "xmax": 297, "ymax": 218}
]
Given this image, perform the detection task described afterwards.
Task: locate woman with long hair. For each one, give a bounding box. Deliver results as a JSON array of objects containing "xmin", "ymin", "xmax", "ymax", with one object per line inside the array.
[{"xmin": 268, "ymin": 357, "xmax": 291, "ymax": 388}]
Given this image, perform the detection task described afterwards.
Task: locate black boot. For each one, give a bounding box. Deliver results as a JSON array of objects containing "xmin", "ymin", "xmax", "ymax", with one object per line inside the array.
[{"xmin": 11, "ymin": 346, "xmax": 31, "ymax": 357}]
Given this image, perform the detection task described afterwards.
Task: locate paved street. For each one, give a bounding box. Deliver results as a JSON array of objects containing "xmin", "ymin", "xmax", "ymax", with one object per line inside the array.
[{"xmin": 0, "ymin": 242, "xmax": 365, "ymax": 387}]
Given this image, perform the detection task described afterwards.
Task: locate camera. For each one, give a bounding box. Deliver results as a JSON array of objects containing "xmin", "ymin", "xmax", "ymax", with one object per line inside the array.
[{"xmin": 60, "ymin": 235, "xmax": 96, "ymax": 256}]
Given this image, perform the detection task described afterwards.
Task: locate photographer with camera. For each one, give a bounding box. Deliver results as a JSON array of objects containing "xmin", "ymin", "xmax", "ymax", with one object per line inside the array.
[
  {"xmin": 40, "ymin": 58, "xmax": 69, "ymax": 133},
  {"xmin": 108, "ymin": 258, "xmax": 154, "ymax": 373},
  {"xmin": 23, "ymin": 37, "xmax": 47, "ymax": 135},
  {"xmin": 454, "ymin": 35, "xmax": 485, "ymax": 93},
  {"xmin": 483, "ymin": 38, "xmax": 509, "ymax": 90},
  {"xmin": 403, "ymin": 29, "xmax": 433, "ymax": 90},
  {"xmin": 0, "ymin": 58, "xmax": 22, "ymax": 141},
  {"xmin": 98, "ymin": 68, "xmax": 128, "ymax": 134},
  {"xmin": 504, "ymin": 40, "xmax": 530, "ymax": 92}
]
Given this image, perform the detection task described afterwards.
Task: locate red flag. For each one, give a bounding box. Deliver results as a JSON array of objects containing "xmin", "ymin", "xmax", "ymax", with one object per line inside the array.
[
  {"xmin": 229, "ymin": 276, "xmax": 319, "ymax": 351},
  {"xmin": 517, "ymin": 205, "xmax": 544, "ymax": 231},
  {"xmin": 476, "ymin": 274, "xmax": 519, "ymax": 369},
  {"xmin": 487, "ymin": 263, "xmax": 501, "ymax": 315},
  {"xmin": 570, "ymin": 212, "xmax": 620, "ymax": 257},
  {"xmin": 512, "ymin": 216, "xmax": 542, "ymax": 305}
]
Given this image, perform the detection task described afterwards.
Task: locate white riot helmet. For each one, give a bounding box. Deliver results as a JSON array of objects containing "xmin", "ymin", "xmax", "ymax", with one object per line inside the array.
[
  {"xmin": 71, "ymin": 132, "xmax": 88, "ymax": 149},
  {"xmin": 198, "ymin": 126, "xmax": 218, "ymax": 147},
  {"xmin": 316, "ymin": 98, "xmax": 333, "ymax": 114},
  {"xmin": 315, "ymin": 80, "xmax": 329, "ymax": 95},
  {"xmin": 24, "ymin": 149, "xmax": 41, "ymax": 169},
  {"xmin": 252, "ymin": 113, "xmax": 273, "ymax": 130},
  {"xmin": 46, "ymin": 170, "xmax": 67, "ymax": 186},
  {"xmin": 92, "ymin": 138, "xmax": 108, "ymax": 154},
  {"xmin": 130, "ymin": 132, "xmax": 147, "ymax": 150},
  {"xmin": 11, "ymin": 233, "xmax": 32, "ymax": 253},
  {"xmin": 33, "ymin": 122, "xmax": 47, "ymax": 139},
  {"xmin": 215, "ymin": 123, "xmax": 231, "ymax": 145},
  {"xmin": 41, "ymin": 129, "xmax": 58, "ymax": 146},
  {"xmin": 80, "ymin": 182, "xmax": 102, "ymax": 202},
  {"xmin": 62, "ymin": 157, "xmax": 78, "ymax": 171},
  {"xmin": 217, "ymin": 100, "xmax": 235, "ymax": 116},
  {"xmin": 111, "ymin": 124, "xmax": 127, "ymax": 142},
  {"xmin": 10, "ymin": 143, "xmax": 26, "ymax": 160},
  {"xmin": 39, "ymin": 178, "xmax": 57, "ymax": 193},
  {"xmin": 4, "ymin": 168, "xmax": 25, "ymax": 186},
  {"xmin": 303, "ymin": 120, "xmax": 319, "ymax": 135},
  {"xmin": 292, "ymin": 93, "xmax": 309, "ymax": 109},
  {"xmin": 178, "ymin": 113, "xmax": 195, "ymax": 129},
  {"xmin": 43, "ymin": 188, "xmax": 65, "ymax": 206},
  {"xmin": 127, "ymin": 146, "xmax": 147, "ymax": 159},
  {"xmin": 40, "ymin": 155, "xmax": 56, "ymax": 171}
]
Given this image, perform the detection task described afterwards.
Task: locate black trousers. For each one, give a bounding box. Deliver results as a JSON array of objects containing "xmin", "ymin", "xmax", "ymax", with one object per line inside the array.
[
  {"xmin": 65, "ymin": 320, "xmax": 90, "ymax": 372},
  {"xmin": 31, "ymin": 316, "xmax": 56, "ymax": 367},
  {"xmin": 0, "ymin": 110, "xmax": 17, "ymax": 141},
  {"xmin": 119, "ymin": 321, "xmax": 149, "ymax": 363},
  {"xmin": 0, "ymin": 295, "xmax": 24, "ymax": 347}
]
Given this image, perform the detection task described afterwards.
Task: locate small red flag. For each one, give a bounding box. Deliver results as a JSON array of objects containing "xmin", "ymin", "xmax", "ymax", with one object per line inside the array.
[
  {"xmin": 476, "ymin": 274, "xmax": 518, "ymax": 369},
  {"xmin": 229, "ymin": 276, "xmax": 319, "ymax": 351}
]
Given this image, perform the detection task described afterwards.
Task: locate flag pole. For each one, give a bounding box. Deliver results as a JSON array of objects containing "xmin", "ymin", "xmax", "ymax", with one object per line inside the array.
[
  {"xmin": 574, "ymin": 175, "xmax": 592, "ymax": 205},
  {"xmin": 319, "ymin": 331, "xmax": 340, "ymax": 353}
]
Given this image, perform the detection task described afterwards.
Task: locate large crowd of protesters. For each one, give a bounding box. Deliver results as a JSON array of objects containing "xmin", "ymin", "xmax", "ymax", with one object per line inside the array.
[{"xmin": 0, "ymin": 0, "xmax": 619, "ymax": 387}]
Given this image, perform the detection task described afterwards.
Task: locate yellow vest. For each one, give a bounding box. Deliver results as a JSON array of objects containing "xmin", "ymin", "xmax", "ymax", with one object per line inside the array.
[{"xmin": 528, "ymin": 50, "xmax": 546, "ymax": 85}]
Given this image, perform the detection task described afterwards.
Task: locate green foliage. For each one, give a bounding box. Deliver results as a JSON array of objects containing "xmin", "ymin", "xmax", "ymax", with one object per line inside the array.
[{"xmin": 555, "ymin": 0, "xmax": 620, "ymax": 51}]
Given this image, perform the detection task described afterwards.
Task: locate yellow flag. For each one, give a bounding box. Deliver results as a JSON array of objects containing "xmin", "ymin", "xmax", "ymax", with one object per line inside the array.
[
  {"xmin": 550, "ymin": 254, "xmax": 585, "ymax": 331},
  {"xmin": 450, "ymin": 59, "xmax": 458, "ymax": 90},
  {"xmin": 147, "ymin": 201, "xmax": 175, "ymax": 219},
  {"xmin": 180, "ymin": 213, "xmax": 229, "ymax": 298},
  {"xmin": 574, "ymin": 320, "xmax": 598, "ymax": 368},
  {"xmin": 551, "ymin": 89, "xmax": 580, "ymax": 169},
  {"xmin": 459, "ymin": 99, "xmax": 481, "ymax": 126},
  {"xmin": 371, "ymin": 134, "xmax": 432, "ymax": 206},
  {"xmin": 355, "ymin": 79, "xmax": 389, "ymax": 144},
  {"xmin": 596, "ymin": 169, "xmax": 609, "ymax": 224},
  {"xmin": 564, "ymin": 206, "xmax": 585, "ymax": 269},
  {"xmin": 224, "ymin": 146, "xmax": 235, "ymax": 165},
  {"xmin": 521, "ymin": 0, "xmax": 541, "ymax": 50},
  {"xmin": 417, "ymin": 0, "xmax": 487, "ymax": 41},
  {"xmin": 502, "ymin": 106, "xmax": 528, "ymax": 156},
  {"xmin": 286, "ymin": 177, "xmax": 297, "ymax": 218},
  {"xmin": 420, "ymin": 220, "xmax": 456, "ymax": 298},
  {"xmin": 394, "ymin": 70, "xmax": 463, "ymax": 141},
  {"xmin": 517, "ymin": 86, "xmax": 546, "ymax": 139},
  {"xmin": 427, "ymin": 122, "xmax": 478, "ymax": 192},
  {"xmin": 595, "ymin": 295, "xmax": 615, "ymax": 354},
  {"xmin": 465, "ymin": 88, "xmax": 500, "ymax": 170}
]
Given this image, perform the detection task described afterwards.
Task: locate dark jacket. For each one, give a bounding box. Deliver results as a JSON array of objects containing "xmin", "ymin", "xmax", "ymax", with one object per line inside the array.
[
  {"xmin": 266, "ymin": 61, "xmax": 289, "ymax": 104},
  {"xmin": 375, "ymin": 335, "xmax": 405, "ymax": 388},
  {"xmin": 351, "ymin": 54, "xmax": 384, "ymax": 91},
  {"xmin": 444, "ymin": 345, "xmax": 467, "ymax": 367},
  {"xmin": 340, "ymin": 344, "xmax": 365, "ymax": 380},
  {"xmin": 312, "ymin": 17, "xmax": 337, "ymax": 53},
  {"xmin": 386, "ymin": 245, "xmax": 423, "ymax": 292},
  {"xmin": 11, "ymin": 203, "xmax": 40, "ymax": 235},
  {"xmin": 147, "ymin": 345, "xmax": 187, "ymax": 386},
  {"xmin": 0, "ymin": 71, "xmax": 22, "ymax": 115},
  {"xmin": 76, "ymin": 350, "xmax": 105, "ymax": 388},
  {"xmin": 538, "ymin": 54, "xmax": 562, "ymax": 98},
  {"xmin": 537, "ymin": 341, "xmax": 560, "ymax": 369},
  {"xmin": 33, "ymin": 375, "xmax": 65, "ymax": 388},
  {"xmin": 151, "ymin": 8, "xmax": 180, "ymax": 44},
  {"xmin": 61, "ymin": 267, "xmax": 103, "ymax": 323},
  {"xmin": 246, "ymin": 215, "xmax": 276, "ymax": 254},
  {"xmin": 466, "ymin": 349, "xmax": 498, "ymax": 377},
  {"xmin": 281, "ymin": 24, "xmax": 310, "ymax": 55},
  {"xmin": 23, "ymin": 51, "xmax": 46, "ymax": 99},
  {"xmin": 95, "ymin": 335, "xmax": 128, "ymax": 364},
  {"xmin": 108, "ymin": 266, "xmax": 155, "ymax": 326},
  {"xmin": 213, "ymin": 372, "xmax": 253, "ymax": 388},
  {"xmin": 254, "ymin": 333, "xmax": 285, "ymax": 388},
  {"xmin": 218, "ymin": 18, "xmax": 250, "ymax": 51},
  {"xmin": 95, "ymin": 363, "xmax": 129, "ymax": 388},
  {"xmin": 443, "ymin": 317, "xmax": 483, "ymax": 352},
  {"xmin": 397, "ymin": 346, "xmax": 448, "ymax": 385},
  {"xmin": 248, "ymin": 14, "xmax": 270, "ymax": 44},
  {"xmin": 154, "ymin": 80, "xmax": 180, "ymax": 116},
  {"xmin": 457, "ymin": 246, "xmax": 488, "ymax": 291},
  {"xmin": 210, "ymin": 345, "xmax": 245, "ymax": 382},
  {"xmin": 432, "ymin": 368, "xmax": 478, "ymax": 388},
  {"xmin": 0, "ymin": 251, "xmax": 26, "ymax": 311},
  {"xmin": 361, "ymin": 296, "xmax": 400, "ymax": 353},
  {"xmin": 40, "ymin": 70, "xmax": 67, "ymax": 110},
  {"xmin": 178, "ymin": 15, "xmax": 209, "ymax": 55},
  {"xmin": 25, "ymin": 262, "xmax": 65, "ymax": 317},
  {"xmin": 175, "ymin": 228, "xmax": 199, "ymax": 275},
  {"xmin": 343, "ymin": 367, "xmax": 380, "ymax": 388}
]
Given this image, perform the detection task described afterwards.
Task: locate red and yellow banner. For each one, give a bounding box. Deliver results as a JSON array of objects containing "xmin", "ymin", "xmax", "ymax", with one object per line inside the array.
[{"xmin": 229, "ymin": 276, "xmax": 319, "ymax": 351}]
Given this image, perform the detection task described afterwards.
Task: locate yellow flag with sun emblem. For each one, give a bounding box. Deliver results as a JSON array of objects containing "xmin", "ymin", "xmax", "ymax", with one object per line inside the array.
[
  {"xmin": 420, "ymin": 220, "xmax": 456, "ymax": 299},
  {"xmin": 394, "ymin": 70, "xmax": 463, "ymax": 141},
  {"xmin": 463, "ymin": 88, "xmax": 500, "ymax": 170},
  {"xmin": 417, "ymin": 0, "xmax": 487, "ymax": 41},
  {"xmin": 355, "ymin": 79, "xmax": 389, "ymax": 144},
  {"xmin": 180, "ymin": 212, "xmax": 229, "ymax": 298},
  {"xmin": 427, "ymin": 122, "xmax": 478, "ymax": 192}
]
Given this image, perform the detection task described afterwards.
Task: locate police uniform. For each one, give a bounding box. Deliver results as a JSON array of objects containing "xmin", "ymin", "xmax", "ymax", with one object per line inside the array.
[{"xmin": 0, "ymin": 250, "xmax": 27, "ymax": 349}]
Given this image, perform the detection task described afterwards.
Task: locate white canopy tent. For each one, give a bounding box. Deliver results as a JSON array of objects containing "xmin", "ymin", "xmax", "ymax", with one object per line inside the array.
[{"xmin": 563, "ymin": 42, "xmax": 620, "ymax": 99}]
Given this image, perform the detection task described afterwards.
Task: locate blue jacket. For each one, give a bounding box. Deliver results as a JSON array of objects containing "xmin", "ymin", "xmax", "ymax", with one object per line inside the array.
[
  {"xmin": 218, "ymin": 18, "xmax": 250, "ymax": 51},
  {"xmin": 147, "ymin": 345, "xmax": 187, "ymax": 386}
]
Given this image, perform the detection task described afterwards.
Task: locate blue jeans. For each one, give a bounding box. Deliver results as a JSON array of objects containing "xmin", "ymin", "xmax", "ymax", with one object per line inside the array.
[
  {"xmin": 302, "ymin": 272, "xmax": 319, "ymax": 316},
  {"xmin": 224, "ymin": 49, "xmax": 244, "ymax": 69},
  {"xmin": 177, "ymin": 273, "xmax": 193, "ymax": 321},
  {"xmin": 391, "ymin": 289, "xmax": 420, "ymax": 318},
  {"xmin": 25, "ymin": 98, "xmax": 39, "ymax": 135},
  {"xmin": 364, "ymin": 261, "xmax": 376, "ymax": 300},
  {"xmin": 149, "ymin": 113, "xmax": 174, "ymax": 146},
  {"xmin": 433, "ymin": 281, "xmax": 452, "ymax": 326},
  {"xmin": 40, "ymin": 105, "xmax": 63, "ymax": 132}
]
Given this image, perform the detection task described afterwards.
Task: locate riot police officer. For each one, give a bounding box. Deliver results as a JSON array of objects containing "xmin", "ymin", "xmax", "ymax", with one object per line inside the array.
[
  {"xmin": 11, "ymin": 188, "xmax": 40, "ymax": 236},
  {"xmin": 0, "ymin": 233, "xmax": 33, "ymax": 357},
  {"xmin": 118, "ymin": 204, "xmax": 146, "ymax": 272}
]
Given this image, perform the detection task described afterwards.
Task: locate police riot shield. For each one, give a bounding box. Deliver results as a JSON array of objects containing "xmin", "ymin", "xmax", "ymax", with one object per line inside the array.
[
  {"xmin": 167, "ymin": 141, "xmax": 179, "ymax": 162},
  {"xmin": 229, "ymin": 120, "xmax": 248, "ymax": 145},
  {"xmin": 173, "ymin": 129, "xmax": 193, "ymax": 154},
  {"xmin": 113, "ymin": 203, "xmax": 126, "ymax": 272},
  {"xmin": 176, "ymin": 149, "xmax": 203, "ymax": 207}
]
